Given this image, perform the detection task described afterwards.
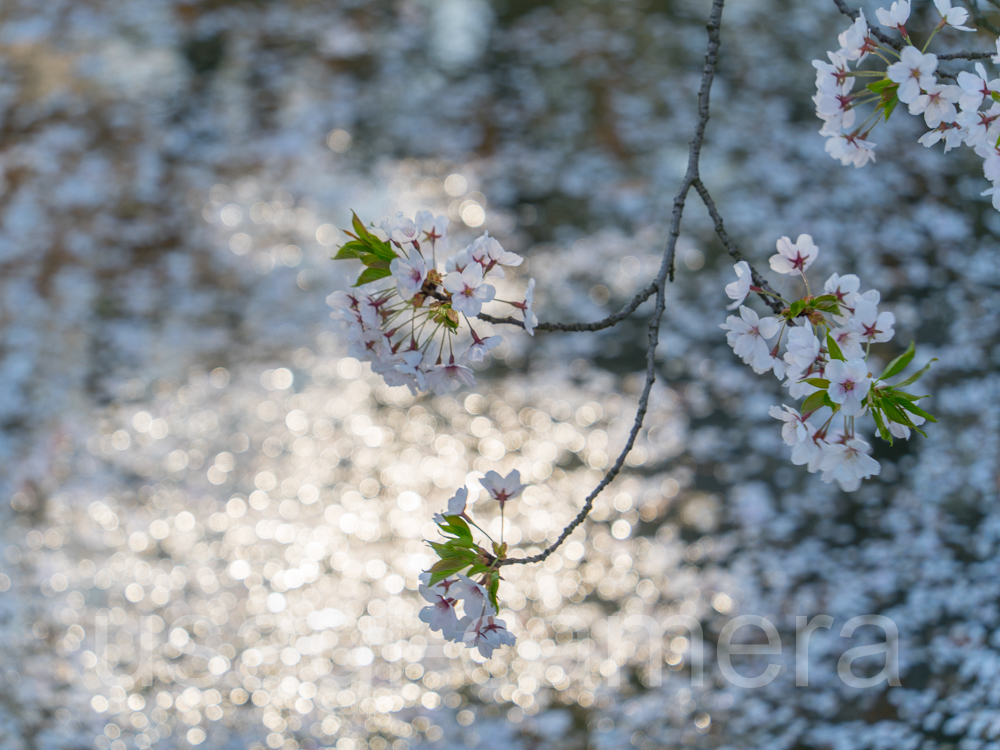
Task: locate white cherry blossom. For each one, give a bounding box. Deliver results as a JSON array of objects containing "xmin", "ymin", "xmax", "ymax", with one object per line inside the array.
[
  {"xmin": 813, "ymin": 52, "xmax": 854, "ymax": 95},
  {"xmin": 825, "ymin": 133, "xmax": 876, "ymax": 167},
  {"xmin": 908, "ymin": 83, "xmax": 960, "ymax": 128},
  {"xmin": 849, "ymin": 299, "xmax": 895, "ymax": 345},
  {"xmin": 464, "ymin": 333, "xmax": 502, "ymax": 363},
  {"xmin": 783, "ymin": 326, "xmax": 821, "ymax": 369},
  {"xmin": 769, "ymin": 234, "xmax": 818, "ymax": 275},
  {"xmin": 432, "ymin": 487, "xmax": 469, "ymax": 524},
  {"xmin": 389, "ymin": 253, "xmax": 427, "ymax": 301},
  {"xmin": 826, "ymin": 358, "xmax": 872, "ymax": 416},
  {"xmin": 934, "ymin": 0, "xmax": 975, "ymax": 31},
  {"xmin": 426, "ymin": 360, "xmax": 477, "ymax": 395},
  {"xmin": 819, "ymin": 437, "xmax": 881, "ymax": 492},
  {"xmin": 769, "ymin": 405, "xmax": 810, "ymax": 445},
  {"xmin": 721, "ymin": 305, "xmax": 780, "ymax": 374},
  {"xmin": 418, "ymin": 577, "xmax": 462, "ymax": 638},
  {"xmin": 453, "ymin": 574, "xmax": 496, "ymax": 616},
  {"xmin": 444, "ymin": 263, "xmax": 496, "ymax": 317},
  {"xmin": 838, "ymin": 10, "xmax": 876, "ymax": 62},
  {"xmin": 380, "ymin": 212, "xmax": 423, "ymax": 250},
  {"xmin": 957, "ymin": 63, "xmax": 1000, "ymax": 112},
  {"xmin": 480, "ymin": 469, "xmax": 525, "ymax": 508},
  {"xmin": 876, "ymin": 1, "xmax": 910, "ymax": 32},
  {"xmin": 462, "ymin": 615, "xmax": 516, "ymax": 658},
  {"xmin": 886, "ymin": 47, "xmax": 938, "ymax": 105},
  {"xmin": 725, "ymin": 260, "xmax": 752, "ymax": 309}
]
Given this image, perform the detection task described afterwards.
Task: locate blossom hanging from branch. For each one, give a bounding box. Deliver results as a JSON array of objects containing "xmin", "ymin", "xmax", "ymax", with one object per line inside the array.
[{"xmin": 327, "ymin": 211, "xmax": 535, "ymax": 395}]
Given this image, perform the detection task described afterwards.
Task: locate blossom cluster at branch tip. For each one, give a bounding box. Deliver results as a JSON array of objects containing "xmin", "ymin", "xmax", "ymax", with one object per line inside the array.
[
  {"xmin": 722, "ymin": 234, "xmax": 936, "ymax": 492},
  {"xmin": 328, "ymin": 211, "xmax": 537, "ymax": 395},
  {"xmin": 419, "ymin": 471, "xmax": 526, "ymax": 657},
  {"xmin": 813, "ymin": 1, "xmax": 1000, "ymax": 207}
]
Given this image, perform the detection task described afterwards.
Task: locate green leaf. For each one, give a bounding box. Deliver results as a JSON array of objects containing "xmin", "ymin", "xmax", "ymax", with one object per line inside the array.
[
  {"xmin": 866, "ymin": 79, "xmax": 893, "ymax": 94},
  {"xmin": 992, "ymin": 90, "xmax": 1000, "ymax": 103},
  {"xmin": 826, "ymin": 333, "xmax": 846, "ymax": 362},
  {"xmin": 358, "ymin": 255, "xmax": 391, "ymax": 271},
  {"xmin": 879, "ymin": 341, "xmax": 915, "ymax": 381},
  {"xmin": 353, "ymin": 267, "xmax": 392, "ymax": 287},
  {"xmin": 334, "ymin": 240, "xmax": 367, "ymax": 260},
  {"xmin": 889, "ymin": 391, "xmax": 929, "ymax": 401},
  {"xmin": 351, "ymin": 211, "xmax": 373, "ymax": 241},
  {"xmin": 814, "ymin": 300, "xmax": 841, "ymax": 315},
  {"xmin": 787, "ymin": 299, "xmax": 808, "ymax": 319},
  {"xmin": 366, "ymin": 237, "xmax": 397, "ymax": 262},
  {"xmin": 803, "ymin": 378, "xmax": 830, "ymax": 388},
  {"xmin": 897, "ymin": 399, "xmax": 937, "ymax": 424},
  {"xmin": 880, "ymin": 399, "xmax": 915, "ymax": 429},
  {"xmin": 441, "ymin": 515, "xmax": 473, "ymax": 542},
  {"xmin": 870, "ymin": 404, "xmax": 892, "ymax": 444},
  {"xmin": 801, "ymin": 389, "xmax": 829, "ymax": 415},
  {"xmin": 883, "ymin": 94, "xmax": 899, "ymax": 121},
  {"xmin": 893, "ymin": 358, "xmax": 937, "ymax": 387},
  {"xmin": 488, "ymin": 574, "xmax": 500, "ymax": 612},
  {"xmin": 428, "ymin": 557, "xmax": 468, "ymax": 584}
]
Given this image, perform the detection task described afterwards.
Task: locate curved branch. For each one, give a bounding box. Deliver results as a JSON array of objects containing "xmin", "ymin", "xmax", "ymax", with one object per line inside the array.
[
  {"xmin": 500, "ymin": 0, "xmax": 728, "ymax": 568},
  {"xmin": 692, "ymin": 178, "xmax": 784, "ymax": 314},
  {"xmin": 476, "ymin": 281, "xmax": 657, "ymax": 332}
]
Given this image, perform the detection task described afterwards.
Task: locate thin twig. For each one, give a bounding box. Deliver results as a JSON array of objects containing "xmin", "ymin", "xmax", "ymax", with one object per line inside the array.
[
  {"xmin": 692, "ymin": 178, "xmax": 784, "ymax": 314},
  {"xmin": 477, "ymin": 281, "xmax": 657, "ymax": 332},
  {"xmin": 500, "ymin": 0, "xmax": 729, "ymax": 568}
]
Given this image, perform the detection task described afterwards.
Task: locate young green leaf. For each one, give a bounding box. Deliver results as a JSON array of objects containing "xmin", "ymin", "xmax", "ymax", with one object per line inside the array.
[
  {"xmin": 896, "ymin": 399, "xmax": 937, "ymax": 423},
  {"xmin": 879, "ymin": 340, "xmax": 915, "ymax": 381},
  {"xmin": 893, "ymin": 358, "xmax": 937, "ymax": 387},
  {"xmin": 866, "ymin": 79, "xmax": 893, "ymax": 94},
  {"xmin": 883, "ymin": 94, "xmax": 899, "ymax": 121},
  {"xmin": 334, "ymin": 241, "xmax": 368, "ymax": 260},
  {"xmin": 870, "ymin": 404, "xmax": 892, "ymax": 444},
  {"xmin": 353, "ymin": 267, "xmax": 392, "ymax": 287},
  {"xmin": 801, "ymin": 389, "xmax": 828, "ymax": 415},
  {"xmin": 803, "ymin": 378, "xmax": 830, "ymax": 388},
  {"xmin": 826, "ymin": 333, "xmax": 846, "ymax": 362}
]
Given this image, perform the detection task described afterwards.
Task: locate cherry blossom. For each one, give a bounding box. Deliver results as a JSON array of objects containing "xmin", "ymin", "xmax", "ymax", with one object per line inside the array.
[
  {"xmin": 769, "ymin": 405, "xmax": 810, "ymax": 445},
  {"xmin": 849, "ymin": 299, "xmax": 895, "ymax": 345},
  {"xmin": 908, "ymin": 83, "xmax": 959, "ymax": 128},
  {"xmin": 418, "ymin": 577, "xmax": 462, "ymax": 638},
  {"xmin": 464, "ymin": 332, "xmax": 502, "ymax": 363},
  {"xmin": 824, "ymin": 272, "xmax": 860, "ymax": 306},
  {"xmin": 415, "ymin": 210, "xmax": 449, "ymax": 253},
  {"xmin": 838, "ymin": 10, "xmax": 876, "ymax": 62},
  {"xmin": 886, "ymin": 47, "xmax": 938, "ymax": 105},
  {"xmin": 444, "ymin": 263, "xmax": 496, "ymax": 317},
  {"xmin": 826, "ymin": 358, "xmax": 872, "ymax": 417},
  {"xmin": 381, "ymin": 212, "xmax": 423, "ymax": 250},
  {"xmin": 721, "ymin": 305, "xmax": 780, "ymax": 374},
  {"xmin": 724, "ymin": 260, "xmax": 752, "ymax": 309},
  {"xmin": 480, "ymin": 469, "xmax": 525, "ymax": 508},
  {"xmin": 769, "ymin": 234, "xmax": 818, "ymax": 275},
  {"xmin": 783, "ymin": 326, "xmax": 821, "ymax": 369},
  {"xmin": 825, "ymin": 133, "xmax": 876, "ymax": 168},
  {"xmin": 461, "ymin": 615, "xmax": 516, "ymax": 658},
  {"xmin": 813, "ymin": 52, "xmax": 854, "ymax": 96},
  {"xmin": 453, "ymin": 574, "xmax": 496, "ymax": 616},
  {"xmin": 876, "ymin": 1, "xmax": 910, "ymax": 33},
  {"xmin": 888, "ymin": 411, "xmax": 925, "ymax": 439},
  {"xmin": 426, "ymin": 359, "xmax": 477, "ymax": 395},
  {"xmin": 819, "ymin": 437, "xmax": 882, "ymax": 492},
  {"xmin": 933, "ymin": 0, "xmax": 975, "ymax": 31},
  {"xmin": 957, "ymin": 63, "xmax": 1000, "ymax": 113},
  {"xmin": 432, "ymin": 487, "xmax": 469, "ymax": 524},
  {"xmin": 389, "ymin": 253, "xmax": 427, "ymax": 301}
]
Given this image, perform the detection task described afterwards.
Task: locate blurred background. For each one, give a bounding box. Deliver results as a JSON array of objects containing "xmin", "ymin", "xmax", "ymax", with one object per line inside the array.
[{"xmin": 1, "ymin": 0, "xmax": 999, "ymax": 748}]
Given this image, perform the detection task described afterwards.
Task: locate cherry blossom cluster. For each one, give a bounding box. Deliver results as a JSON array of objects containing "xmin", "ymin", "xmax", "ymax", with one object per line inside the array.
[
  {"xmin": 722, "ymin": 234, "xmax": 936, "ymax": 491},
  {"xmin": 419, "ymin": 470, "xmax": 526, "ymax": 657},
  {"xmin": 814, "ymin": 0, "xmax": 1000, "ymax": 206},
  {"xmin": 327, "ymin": 212, "xmax": 537, "ymax": 395}
]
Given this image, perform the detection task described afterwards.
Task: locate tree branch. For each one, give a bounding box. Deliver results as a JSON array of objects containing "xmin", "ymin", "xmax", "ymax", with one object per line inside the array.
[
  {"xmin": 692, "ymin": 178, "xmax": 784, "ymax": 314},
  {"xmin": 499, "ymin": 0, "xmax": 729, "ymax": 568},
  {"xmin": 477, "ymin": 281, "xmax": 657, "ymax": 332}
]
